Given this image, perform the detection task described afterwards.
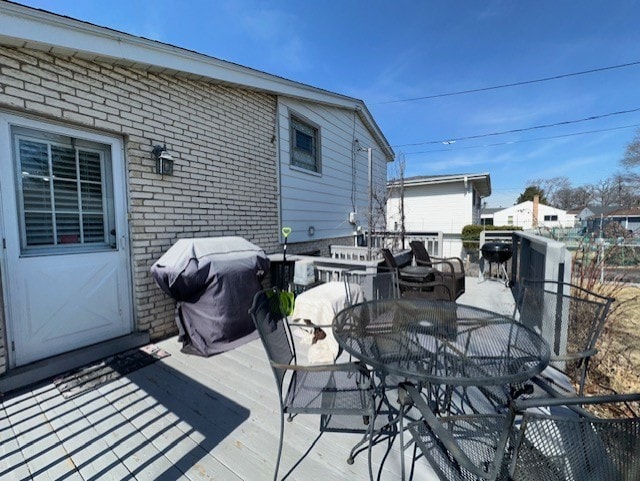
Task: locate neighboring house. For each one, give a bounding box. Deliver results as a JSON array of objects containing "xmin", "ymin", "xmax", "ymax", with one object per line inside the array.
[
  {"xmin": 480, "ymin": 207, "xmax": 502, "ymax": 226},
  {"xmin": 386, "ymin": 173, "xmax": 491, "ymax": 257},
  {"xmin": 0, "ymin": 3, "xmax": 393, "ymax": 385},
  {"xmin": 579, "ymin": 205, "xmax": 623, "ymax": 233},
  {"xmin": 566, "ymin": 207, "xmax": 585, "ymax": 227},
  {"xmin": 575, "ymin": 206, "xmax": 605, "ymax": 230},
  {"xmin": 604, "ymin": 206, "xmax": 640, "ymax": 234},
  {"xmin": 492, "ymin": 201, "xmax": 576, "ymax": 230}
]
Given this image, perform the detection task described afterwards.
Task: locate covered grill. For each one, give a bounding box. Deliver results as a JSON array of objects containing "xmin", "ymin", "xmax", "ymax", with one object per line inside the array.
[
  {"xmin": 151, "ymin": 236, "xmax": 269, "ymax": 356},
  {"xmin": 480, "ymin": 242, "xmax": 513, "ymax": 285}
]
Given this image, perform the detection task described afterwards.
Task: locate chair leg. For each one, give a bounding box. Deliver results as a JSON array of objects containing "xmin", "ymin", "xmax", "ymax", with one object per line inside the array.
[
  {"xmin": 347, "ymin": 416, "xmax": 374, "ymax": 465},
  {"xmin": 274, "ymin": 413, "xmax": 285, "ymax": 481}
]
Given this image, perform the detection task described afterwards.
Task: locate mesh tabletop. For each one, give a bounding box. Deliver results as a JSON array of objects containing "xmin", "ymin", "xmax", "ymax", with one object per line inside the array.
[{"xmin": 333, "ymin": 299, "xmax": 550, "ymax": 387}]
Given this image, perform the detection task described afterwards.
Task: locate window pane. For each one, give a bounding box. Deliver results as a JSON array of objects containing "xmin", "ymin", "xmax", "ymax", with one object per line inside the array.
[
  {"xmin": 295, "ymin": 130, "xmax": 313, "ymax": 153},
  {"xmin": 22, "ymin": 175, "xmax": 52, "ymax": 210},
  {"xmin": 81, "ymin": 183, "xmax": 103, "ymax": 212},
  {"xmin": 56, "ymin": 213, "xmax": 81, "ymax": 244},
  {"xmin": 83, "ymin": 214, "xmax": 105, "ymax": 243},
  {"xmin": 292, "ymin": 151, "xmax": 317, "ymax": 171},
  {"xmin": 14, "ymin": 128, "xmax": 114, "ymax": 252},
  {"xmin": 19, "ymin": 140, "xmax": 49, "ymax": 176},
  {"xmin": 291, "ymin": 117, "xmax": 319, "ymax": 172},
  {"xmin": 25, "ymin": 212, "xmax": 54, "ymax": 246},
  {"xmin": 52, "ymin": 145, "xmax": 77, "ymax": 180},
  {"xmin": 79, "ymin": 151, "xmax": 102, "ymax": 182},
  {"xmin": 54, "ymin": 179, "xmax": 79, "ymax": 211}
]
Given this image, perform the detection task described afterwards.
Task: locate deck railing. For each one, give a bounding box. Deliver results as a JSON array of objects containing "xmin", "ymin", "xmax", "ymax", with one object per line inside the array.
[
  {"xmin": 329, "ymin": 246, "xmax": 373, "ymax": 261},
  {"xmin": 269, "ymin": 230, "xmax": 571, "ymax": 307},
  {"xmin": 477, "ymin": 230, "xmax": 572, "ymax": 289},
  {"xmin": 335, "ymin": 231, "xmax": 443, "ymax": 259},
  {"xmin": 510, "ymin": 231, "xmax": 572, "ymax": 289}
]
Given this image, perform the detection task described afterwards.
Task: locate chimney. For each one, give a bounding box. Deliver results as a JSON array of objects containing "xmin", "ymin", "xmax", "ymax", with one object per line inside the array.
[{"xmin": 533, "ymin": 195, "xmax": 539, "ymax": 227}]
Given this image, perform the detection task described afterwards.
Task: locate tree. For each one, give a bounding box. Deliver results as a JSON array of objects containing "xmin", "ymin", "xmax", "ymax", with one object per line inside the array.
[
  {"xmin": 529, "ymin": 177, "xmax": 569, "ymax": 206},
  {"xmin": 527, "ymin": 176, "xmax": 596, "ymax": 209},
  {"xmin": 571, "ymin": 185, "xmax": 595, "ymax": 208},
  {"xmin": 592, "ymin": 177, "xmax": 617, "ymax": 207},
  {"xmin": 385, "ymin": 153, "xmax": 406, "ymax": 250},
  {"xmin": 516, "ymin": 185, "xmax": 548, "ymax": 204},
  {"xmin": 622, "ymin": 129, "xmax": 640, "ymax": 168}
]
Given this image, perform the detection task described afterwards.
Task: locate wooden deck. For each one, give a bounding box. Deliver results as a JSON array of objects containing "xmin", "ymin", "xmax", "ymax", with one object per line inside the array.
[{"xmin": 1, "ymin": 278, "xmax": 515, "ymax": 480}]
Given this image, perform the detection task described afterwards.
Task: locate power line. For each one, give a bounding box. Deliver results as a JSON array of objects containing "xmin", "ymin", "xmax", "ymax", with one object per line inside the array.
[
  {"xmin": 392, "ymin": 107, "xmax": 640, "ymax": 148},
  {"xmin": 377, "ymin": 60, "xmax": 640, "ymax": 104},
  {"xmin": 401, "ymin": 123, "xmax": 640, "ymax": 155}
]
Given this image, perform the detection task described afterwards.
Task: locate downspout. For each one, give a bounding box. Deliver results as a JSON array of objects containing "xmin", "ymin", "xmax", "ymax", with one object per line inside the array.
[{"xmin": 275, "ymin": 98, "xmax": 283, "ymax": 246}]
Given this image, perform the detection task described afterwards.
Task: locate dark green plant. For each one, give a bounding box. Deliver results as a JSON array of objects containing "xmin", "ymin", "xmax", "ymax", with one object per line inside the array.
[{"xmin": 461, "ymin": 225, "xmax": 522, "ymax": 250}]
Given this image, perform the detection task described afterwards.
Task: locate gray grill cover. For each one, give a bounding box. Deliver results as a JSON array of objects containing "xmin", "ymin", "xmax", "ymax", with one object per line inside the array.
[{"xmin": 151, "ymin": 237, "xmax": 269, "ymax": 356}]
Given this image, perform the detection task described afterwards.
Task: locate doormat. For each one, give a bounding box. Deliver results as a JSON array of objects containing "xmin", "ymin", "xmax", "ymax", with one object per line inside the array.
[{"xmin": 53, "ymin": 344, "xmax": 170, "ymax": 399}]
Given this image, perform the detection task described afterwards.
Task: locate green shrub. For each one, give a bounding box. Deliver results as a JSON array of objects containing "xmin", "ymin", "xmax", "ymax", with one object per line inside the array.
[{"xmin": 461, "ymin": 225, "xmax": 522, "ymax": 250}]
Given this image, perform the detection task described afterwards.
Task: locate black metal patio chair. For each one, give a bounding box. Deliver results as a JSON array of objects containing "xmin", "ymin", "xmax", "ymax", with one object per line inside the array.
[
  {"xmin": 249, "ymin": 288, "xmax": 376, "ymax": 481},
  {"xmin": 342, "ymin": 268, "xmax": 400, "ymax": 305},
  {"xmin": 409, "ymin": 240, "xmax": 466, "ymax": 300},
  {"xmin": 508, "ymin": 394, "xmax": 640, "ymax": 480},
  {"xmin": 380, "ymin": 248, "xmax": 454, "ymax": 301},
  {"xmin": 405, "ymin": 384, "xmax": 640, "ymax": 481},
  {"xmin": 515, "ymin": 279, "xmax": 614, "ymax": 396}
]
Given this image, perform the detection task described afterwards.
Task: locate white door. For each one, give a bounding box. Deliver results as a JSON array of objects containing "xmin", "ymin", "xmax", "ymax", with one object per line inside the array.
[{"xmin": 0, "ymin": 115, "xmax": 133, "ymax": 367}]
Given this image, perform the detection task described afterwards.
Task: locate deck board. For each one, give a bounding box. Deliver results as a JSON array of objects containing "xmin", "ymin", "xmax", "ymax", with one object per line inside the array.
[
  {"xmin": 1, "ymin": 341, "xmax": 425, "ymax": 481},
  {"xmin": 0, "ymin": 278, "xmax": 515, "ymax": 480}
]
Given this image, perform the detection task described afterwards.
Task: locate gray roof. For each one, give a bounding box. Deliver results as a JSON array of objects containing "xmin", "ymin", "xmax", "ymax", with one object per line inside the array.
[
  {"xmin": 481, "ymin": 207, "xmax": 502, "ymax": 215},
  {"xmin": 388, "ymin": 172, "xmax": 491, "ymax": 197}
]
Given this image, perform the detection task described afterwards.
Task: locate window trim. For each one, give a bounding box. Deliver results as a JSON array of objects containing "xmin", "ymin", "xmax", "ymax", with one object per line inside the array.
[
  {"xmin": 12, "ymin": 126, "xmax": 116, "ymax": 256},
  {"xmin": 289, "ymin": 114, "xmax": 321, "ymax": 175}
]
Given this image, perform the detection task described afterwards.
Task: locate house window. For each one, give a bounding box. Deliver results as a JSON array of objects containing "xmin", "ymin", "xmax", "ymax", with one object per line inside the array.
[
  {"xmin": 507, "ymin": 215, "xmax": 514, "ymax": 225},
  {"xmin": 290, "ymin": 116, "xmax": 319, "ymax": 173},
  {"xmin": 544, "ymin": 215, "xmax": 558, "ymax": 221},
  {"xmin": 13, "ymin": 127, "xmax": 116, "ymax": 254}
]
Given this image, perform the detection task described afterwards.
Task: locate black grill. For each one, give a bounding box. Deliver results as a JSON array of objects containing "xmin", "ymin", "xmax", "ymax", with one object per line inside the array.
[
  {"xmin": 481, "ymin": 242, "xmax": 513, "ymax": 286},
  {"xmin": 481, "ymin": 242, "xmax": 513, "ymax": 264}
]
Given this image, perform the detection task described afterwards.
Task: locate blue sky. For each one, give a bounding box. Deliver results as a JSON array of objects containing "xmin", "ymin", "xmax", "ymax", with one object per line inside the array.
[{"xmin": 15, "ymin": 0, "xmax": 640, "ymax": 207}]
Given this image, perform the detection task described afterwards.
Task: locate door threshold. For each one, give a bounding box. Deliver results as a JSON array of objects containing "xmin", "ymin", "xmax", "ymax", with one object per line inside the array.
[{"xmin": 0, "ymin": 332, "xmax": 150, "ymax": 395}]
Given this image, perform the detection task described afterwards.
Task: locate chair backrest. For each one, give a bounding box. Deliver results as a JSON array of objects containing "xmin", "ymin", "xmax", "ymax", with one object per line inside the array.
[
  {"xmin": 410, "ymin": 240, "xmax": 432, "ymax": 265},
  {"xmin": 511, "ymin": 394, "xmax": 640, "ymax": 481},
  {"xmin": 400, "ymin": 279, "xmax": 453, "ymax": 301},
  {"xmin": 515, "ymin": 279, "xmax": 614, "ymax": 392},
  {"xmin": 516, "ymin": 280, "xmax": 613, "ymax": 358},
  {"xmin": 249, "ymin": 289, "xmax": 294, "ymax": 390},
  {"xmin": 343, "ymin": 268, "xmax": 400, "ymax": 305},
  {"xmin": 380, "ymin": 248, "xmax": 399, "ymax": 270}
]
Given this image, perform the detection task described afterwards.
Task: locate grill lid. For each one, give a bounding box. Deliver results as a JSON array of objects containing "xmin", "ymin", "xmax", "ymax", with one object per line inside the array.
[{"xmin": 481, "ymin": 242, "xmax": 513, "ymax": 263}]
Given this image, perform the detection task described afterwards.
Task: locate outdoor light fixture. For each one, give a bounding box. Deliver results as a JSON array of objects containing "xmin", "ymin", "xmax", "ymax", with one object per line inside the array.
[
  {"xmin": 308, "ymin": 226, "xmax": 315, "ymax": 236},
  {"xmin": 152, "ymin": 144, "xmax": 174, "ymax": 175}
]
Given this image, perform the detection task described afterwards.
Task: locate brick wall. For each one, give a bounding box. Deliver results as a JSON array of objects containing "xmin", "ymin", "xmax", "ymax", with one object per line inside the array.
[{"xmin": 0, "ymin": 46, "xmax": 280, "ymax": 350}]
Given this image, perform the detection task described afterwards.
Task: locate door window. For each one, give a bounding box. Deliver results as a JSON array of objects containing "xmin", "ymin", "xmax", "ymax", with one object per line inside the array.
[{"xmin": 13, "ymin": 127, "xmax": 116, "ymax": 255}]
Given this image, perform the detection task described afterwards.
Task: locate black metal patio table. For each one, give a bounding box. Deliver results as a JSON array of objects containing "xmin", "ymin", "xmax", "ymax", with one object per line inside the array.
[
  {"xmin": 332, "ymin": 298, "xmax": 551, "ymax": 480},
  {"xmin": 333, "ymin": 298, "xmax": 550, "ymax": 388}
]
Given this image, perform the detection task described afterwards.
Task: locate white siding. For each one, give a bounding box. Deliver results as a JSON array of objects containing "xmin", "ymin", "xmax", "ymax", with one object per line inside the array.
[
  {"xmin": 387, "ymin": 183, "xmax": 474, "ymax": 234},
  {"xmin": 493, "ymin": 201, "xmax": 575, "ymax": 229},
  {"xmin": 278, "ymin": 98, "xmax": 388, "ymax": 243}
]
